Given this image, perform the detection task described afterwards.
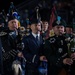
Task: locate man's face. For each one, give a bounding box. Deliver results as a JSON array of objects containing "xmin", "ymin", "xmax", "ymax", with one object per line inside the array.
[
  {"xmin": 30, "ymin": 23, "xmax": 37, "ymax": 33},
  {"xmin": 37, "ymin": 22, "xmax": 41, "ymax": 32},
  {"xmin": 30, "ymin": 22, "xmax": 41, "ymax": 33},
  {"xmin": 42, "ymin": 21, "xmax": 48, "ymax": 31},
  {"xmin": 66, "ymin": 27, "xmax": 72, "ymax": 34},
  {"xmin": 58, "ymin": 25, "xmax": 65, "ymax": 35},
  {"xmin": 8, "ymin": 19, "xmax": 19, "ymax": 30},
  {"xmin": 53, "ymin": 25, "xmax": 60, "ymax": 35},
  {"xmin": 53, "ymin": 25, "xmax": 65, "ymax": 36}
]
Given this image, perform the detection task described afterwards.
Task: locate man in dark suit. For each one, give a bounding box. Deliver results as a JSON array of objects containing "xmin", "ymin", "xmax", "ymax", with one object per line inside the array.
[{"xmin": 22, "ymin": 18, "xmax": 46, "ymax": 75}]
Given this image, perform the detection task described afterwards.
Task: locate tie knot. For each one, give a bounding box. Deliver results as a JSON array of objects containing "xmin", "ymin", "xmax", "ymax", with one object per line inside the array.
[
  {"xmin": 36, "ymin": 35, "xmax": 38, "ymax": 39},
  {"xmin": 36, "ymin": 35, "xmax": 40, "ymax": 45}
]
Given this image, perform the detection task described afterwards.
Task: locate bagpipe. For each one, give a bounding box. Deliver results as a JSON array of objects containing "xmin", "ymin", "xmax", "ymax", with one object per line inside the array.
[
  {"xmin": 66, "ymin": 33, "xmax": 75, "ymax": 56},
  {"xmin": 0, "ymin": 2, "xmax": 26, "ymax": 75},
  {"xmin": 8, "ymin": 28, "xmax": 26, "ymax": 75}
]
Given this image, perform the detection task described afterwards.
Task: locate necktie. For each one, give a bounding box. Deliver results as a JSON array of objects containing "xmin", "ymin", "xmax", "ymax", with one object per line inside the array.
[
  {"xmin": 36, "ymin": 35, "xmax": 38, "ymax": 41},
  {"xmin": 36, "ymin": 35, "xmax": 40, "ymax": 45}
]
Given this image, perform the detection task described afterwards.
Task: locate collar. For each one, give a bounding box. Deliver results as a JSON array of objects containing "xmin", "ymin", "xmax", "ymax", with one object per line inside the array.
[{"xmin": 32, "ymin": 32, "xmax": 40, "ymax": 38}]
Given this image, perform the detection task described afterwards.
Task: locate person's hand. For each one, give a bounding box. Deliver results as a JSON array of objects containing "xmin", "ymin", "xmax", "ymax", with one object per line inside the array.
[
  {"xmin": 17, "ymin": 52, "xmax": 23, "ymax": 58},
  {"xmin": 63, "ymin": 58, "xmax": 73, "ymax": 65},
  {"xmin": 0, "ymin": 25, "xmax": 2, "ymax": 27},
  {"xmin": 40, "ymin": 56, "xmax": 47, "ymax": 62},
  {"xmin": 71, "ymin": 53, "xmax": 75, "ymax": 60}
]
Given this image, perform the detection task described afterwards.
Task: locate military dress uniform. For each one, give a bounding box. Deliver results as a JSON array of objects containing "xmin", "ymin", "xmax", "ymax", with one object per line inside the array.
[
  {"xmin": 43, "ymin": 34, "xmax": 69, "ymax": 75},
  {"xmin": 22, "ymin": 32, "xmax": 43, "ymax": 75},
  {"xmin": 22, "ymin": 17, "xmax": 44, "ymax": 75},
  {"xmin": 1, "ymin": 29, "xmax": 23, "ymax": 75},
  {"xmin": 0, "ymin": 16, "xmax": 22, "ymax": 75},
  {"xmin": 1, "ymin": 33, "xmax": 16, "ymax": 75},
  {"xmin": 43, "ymin": 16, "xmax": 74, "ymax": 75}
]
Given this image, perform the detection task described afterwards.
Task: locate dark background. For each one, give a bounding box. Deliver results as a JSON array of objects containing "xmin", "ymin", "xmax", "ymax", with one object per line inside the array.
[
  {"xmin": 0, "ymin": 0, "xmax": 75, "ymax": 28},
  {"xmin": 0, "ymin": 0, "xmax": 25, "ymax": 12},
  {"xmin": 0, "ymin": 0, "xmax": 74, "ymax": 12},
  {"xmin": 0, "ymin": 0, "xmax": 73, "ymax": 12}
]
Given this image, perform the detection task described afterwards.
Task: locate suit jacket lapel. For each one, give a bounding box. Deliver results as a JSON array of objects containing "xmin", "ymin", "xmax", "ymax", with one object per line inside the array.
[
  {"xmin": 39, "ymin": 36, "xmax": 43, "ymax": 45},
  {"xmin": 30, "ymin": 33, "xmax": 39, "ymax": 47}
]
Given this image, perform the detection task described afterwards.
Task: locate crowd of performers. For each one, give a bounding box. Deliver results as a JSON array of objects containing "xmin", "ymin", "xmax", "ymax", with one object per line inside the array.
[{"xmin": 0, "ymin": 2, "xmax": 75, "ymax": 75}]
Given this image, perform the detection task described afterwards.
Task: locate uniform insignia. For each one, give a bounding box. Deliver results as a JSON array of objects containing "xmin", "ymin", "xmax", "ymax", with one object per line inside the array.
[
  {"xmin": 61, "ymin": 40, "xmax": 63, "ymax": 45},
  {"xmin": 58, "ymin": 48, "xmax": 63, "ymax": 53},
  {"xmin": 49, "ymin": 38, "xmax": 55, "ymax": 43},
  {"xmin": 65, "ymin": 37, "xmax": 71, "ymax": 41},
  {"xmin": 21, "ymin": 42, "xmax": 25, "ymax": 50},
  {"xmin": 56, "ymin": 20, "xmax": 61, "ymax": 25},
  {"xmin": 9, "ymin": 32, "xmax": 15, "ymax": 35},
  {"xmin": 0, "ymin": 32, "xmax": 7, "ymax": 36},
  {"xmin": 71, "ymin": 47, "xmax": 75, "ymax": 52}
]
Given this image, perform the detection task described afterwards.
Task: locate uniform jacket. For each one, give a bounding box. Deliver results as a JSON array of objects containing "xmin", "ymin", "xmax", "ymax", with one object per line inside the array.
[
  {"xmin": 43, "ymin": 35, "xmax": 68, "ymax": 67},
  {"xmin": 22, "ymin": 33, "xmax": 43, "ymax": 67}
]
